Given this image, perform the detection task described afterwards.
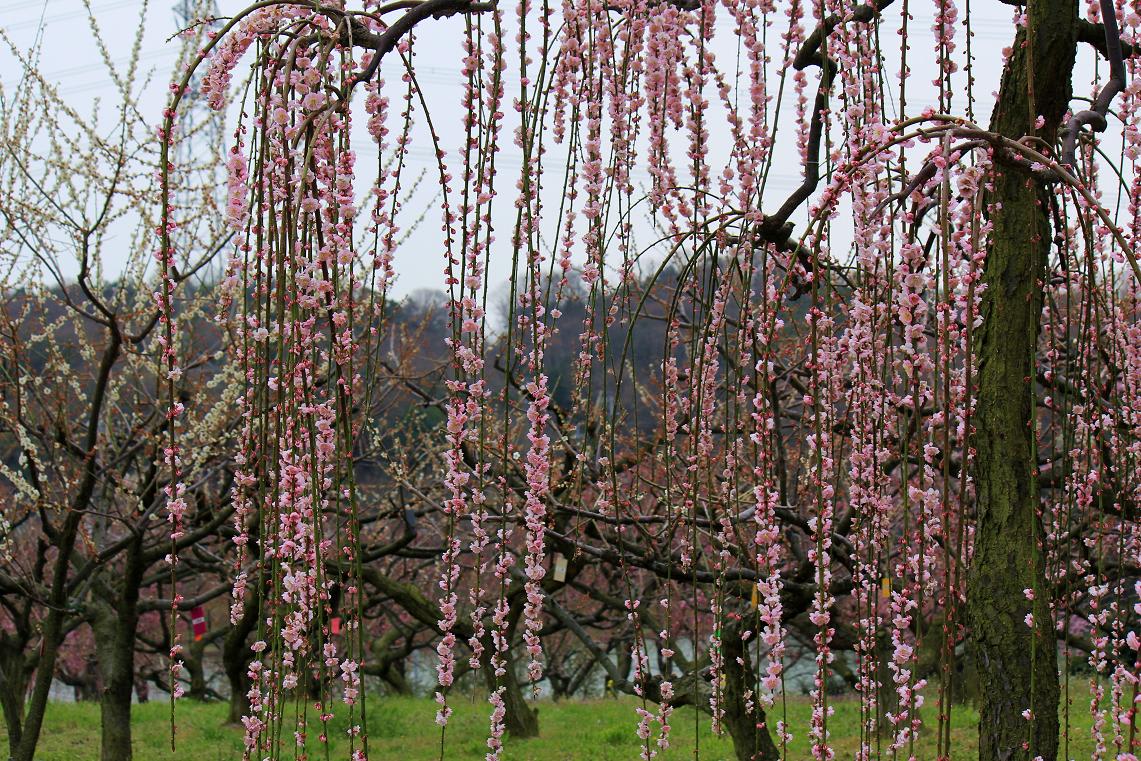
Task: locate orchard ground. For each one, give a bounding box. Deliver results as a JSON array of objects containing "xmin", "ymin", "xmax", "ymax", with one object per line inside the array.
[{"xmin": 4, "ymin": 686, "xmax": 1104, "ymax": 761}]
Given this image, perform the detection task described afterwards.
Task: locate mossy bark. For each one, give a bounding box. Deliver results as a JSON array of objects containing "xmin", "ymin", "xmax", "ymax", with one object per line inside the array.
[
  {"xmin": 184, "ymin": 637, "xmax": 209, "ymax": 701},
  {"xmin": 0, "ymin": 632, "xmax": 31, "ymax": 755},
  {"xmin": 721, "ymin": 627, "xmax": 780, "ymax": 761},
  {"xmin": 480, "ymin": 651, "xmax": 540, "ymax": 739},
  {"xmin": 969, "ymin": 1, "xmax": 1076, "ymax": 758},
  {"xmin": 224, "ymin": 585, "xmax": 259, "ymax": 724},
  {"xmin": 90, "ymin": 538, "xmax": 143, "ymax": 761}
]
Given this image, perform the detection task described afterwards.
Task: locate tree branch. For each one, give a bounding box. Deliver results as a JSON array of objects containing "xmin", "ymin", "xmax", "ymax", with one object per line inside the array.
[{"xmin": 1062, "ymin": 0, "xmax": 1127, "ymax": 166}]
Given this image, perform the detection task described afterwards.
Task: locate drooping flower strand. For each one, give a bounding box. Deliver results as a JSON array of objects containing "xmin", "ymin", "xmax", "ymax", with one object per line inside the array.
[
  {"xmin": 157, "ymin": 5, "xmax": 274, "ymax": 734},
  {"xmin": 172, "ymin": 4, "xmax": 498, "ymax": 756},
  {"xmin": 230, "ymin": 19, "xmax": 376, "ymax": 752},
  {"xmin": 149, "ymin": 2, "xmax": 1141, "ymax": 760},
  {"xmin": 158, "ymin": 81, "xmax": 191, "ymax": 727},
  {"xmin": 748, "ymin": 248, "xmax": 791, "ymax": 727}
]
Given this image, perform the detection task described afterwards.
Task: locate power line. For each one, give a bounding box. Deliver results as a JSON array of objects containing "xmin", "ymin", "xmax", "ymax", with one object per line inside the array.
[
  {"xmin": 45, "ymin": 46, "xmax": 174, "ymax": 81},
  {"xmin": 13, "ymin": 0, "xmax": 49, "ymax": 99},
  {"xmin": 2, "ymin": 0, "xmax": 142, "ymax": 34}
]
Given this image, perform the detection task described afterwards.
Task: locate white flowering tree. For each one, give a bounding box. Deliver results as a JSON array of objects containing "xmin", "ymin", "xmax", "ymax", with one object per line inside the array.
[{"xmin": 0, "ymin": 9, "xmax": 244, "ymax": 760}]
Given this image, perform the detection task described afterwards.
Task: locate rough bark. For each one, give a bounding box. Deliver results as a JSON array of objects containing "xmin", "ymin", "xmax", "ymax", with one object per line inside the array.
[
  {"xmin": 480, "ymin": 653, "xmax": 539, "ymax": 739},
  {"xmin": 721, "ymin": 627, "xmax": 780, "ymax": 761},
  {"xmin": 184, "ymin": 636, "xmax": 209, "ymax": 701},
  {"xmin": 0, "ymin": 631, "xmax": 31, "ymax": 755},
  {"xmin": 969, "ymin": 0, "xmax": 1076, "ymax": 758},
  {"xmin": 223, "ymin": 585, "xmax": 259, "ymax": 724},
  {"xmin": 90, "ymin": 538, "xmax": 143, "ymax": 761}
]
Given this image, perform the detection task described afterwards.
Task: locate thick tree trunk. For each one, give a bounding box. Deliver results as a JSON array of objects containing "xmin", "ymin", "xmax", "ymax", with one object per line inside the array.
[
  {"xmin": 90, "ymin": 622, "xmax": 136, "ymax": 761},
  {"xmin": 11, "ymin": 520, "xmax": 84, "ymax": 761},
  {"xmin": 501, "ymin": 668, "xmax": 540, "ymax": 739},
  {"xmin": 379, "ymin": 660, "xmax": 412, "ymax": 696},
  {"xmin": 481, "ymin": 651, "xmax": 539, "ymax": 739},
  {"xmin": 12, "ymin": 337, "xmax": 121, "ymax": 761},
  {"xmin": 721, "ymin": 627, "xmax": 780, "ymax": 761},
  {"xmin": 969, "ymin": 2, "xmax": 1076, "ymax": 758},
  {"xmin": 0, "ymin": 634, "xmax": 29, "ymax": 756},
  {"xmin": 94, "ymin": 647, "xmax": 134, "ymax": 761},
  {"xmin": 185, "ymin": 637, "xmax": 209, "ymax": 701},
  {"xmin": 0, "ymin": 681, "xmax": 22, "ymax": 755},
  {"xmin": 224, "ymin": 586, "xmax": 259, "ymax": 724},
  {"xmin": 91, "ymin": 541, "xmax": 143, "ymax": 761}
]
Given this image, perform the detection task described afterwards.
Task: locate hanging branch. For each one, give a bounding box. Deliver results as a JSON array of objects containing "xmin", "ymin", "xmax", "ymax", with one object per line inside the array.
[
  {"xmin": 334, "ymin": 0, "xmax": 495, "ymax": 100},
  {"xmin": 758, "ymin": 0, "xmax": 896, "ymax": 240},
  {"xmin": 1061, "ymin": 0, "xmax": 1127, "ymax": 166}
]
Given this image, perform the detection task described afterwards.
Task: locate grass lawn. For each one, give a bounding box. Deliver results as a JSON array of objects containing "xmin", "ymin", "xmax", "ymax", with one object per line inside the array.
[{"xmin": 8, "ymin": 686, "xmax": 1104, "ymax": 760}]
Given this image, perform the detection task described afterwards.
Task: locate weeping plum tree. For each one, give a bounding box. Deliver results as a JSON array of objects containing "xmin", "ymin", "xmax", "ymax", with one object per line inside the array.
[
  {"xmin": 969, "ymin": 0, "xmax": 1074, "ymax": 757},
  {"xmin": 150, "ymin": 0, "xmax": 1141, "ymax": 759}
]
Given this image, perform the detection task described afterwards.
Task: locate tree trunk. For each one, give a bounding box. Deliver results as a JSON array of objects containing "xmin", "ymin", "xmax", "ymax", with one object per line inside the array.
[
  {"xmin": 379, "ymin": 660, "xmax": 412, "ymax": 696},
  {"xmin": 969, "ymin": 1, "xmax": 1076, "ymax": 758},
  {"xmin": 224, "ymin": 586, "xmax": 259, "ymax": 724},
  {"xmin": 185, "ymin": 637, "xmax": 209, "ymax": 701},
  {"xmin": 721, "ymin": 627, "xmax": 780, "ymax": 761},
  {"xmin": 0, "ymin": 679, "xmax": 22, "ymax": 755},
  {"xmin": 134, "ymin": 674, "xmax": 150, "ymax": 704},
  {"xmin": 12, "ymin": 337, "xmax": 122, "ymax": 761},
  {"xmin": 91, "ymin": 541, "xmax": 143, "ymax": 761},
  {"xmin": 79, "ymin": 656, "xmax": 102, "ymax": 702},
  {"xmin": 11, "ymin": 515, "xmax": 86, "ymax": 761},
  {"xmin": 481, "ymin": 651, "xmax": 539, "ymax": 739},
  {"xmin": 0, "ymin": 633, "xmax": 29, "ymax": 756},
  {"xmin": 93, "ymin": 634, "xmax": 135, "ymax": 761},
  {"xmin": 91, "ymin": 615, "xmax": 137, "ymax": 761}
]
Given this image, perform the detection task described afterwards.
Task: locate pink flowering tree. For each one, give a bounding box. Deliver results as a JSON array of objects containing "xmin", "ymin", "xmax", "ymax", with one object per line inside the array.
[{"xmin": 152, "ymin": 0, "xmax": 1141, "ymax": 759}]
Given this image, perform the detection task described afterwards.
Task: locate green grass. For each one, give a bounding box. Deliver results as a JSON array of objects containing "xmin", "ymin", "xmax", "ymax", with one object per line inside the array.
[{"xmin": 7, "ymin": 688, "xmax": 1104, "ymax": 760}]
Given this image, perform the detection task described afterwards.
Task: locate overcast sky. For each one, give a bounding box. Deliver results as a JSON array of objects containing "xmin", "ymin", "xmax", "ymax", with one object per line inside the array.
[{"xmin": 0, "ymin": 0, "xmax": 1106, "ymax": 304}]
